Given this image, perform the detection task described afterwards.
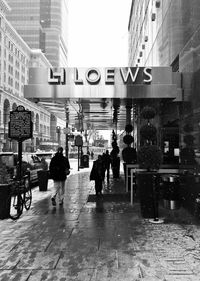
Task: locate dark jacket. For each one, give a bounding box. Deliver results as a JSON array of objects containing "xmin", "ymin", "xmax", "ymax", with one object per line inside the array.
[
  {"xmin": 90, "ymin": 159, "xmax": 104, "ymax": 181},
  {"xmin": 102, "ymin": 153, "xmax": 111, "ymax": 169},
  {"xmin": 49, "ymin": 152, "xmax": 70, "ymax": 181}
]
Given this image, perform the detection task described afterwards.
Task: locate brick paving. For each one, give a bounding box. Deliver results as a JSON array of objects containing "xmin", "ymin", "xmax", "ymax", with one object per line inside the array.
[{"xmin": 0, "ymin": 161, "xmax": 200, "ymax": 280}]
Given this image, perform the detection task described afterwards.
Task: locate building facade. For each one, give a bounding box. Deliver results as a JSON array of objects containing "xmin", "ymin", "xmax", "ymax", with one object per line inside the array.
[
  {"xmin": 0, "ymin": 0, "xmax": 53, "ymax": 152},
  {"xmin": 128, "ymin": 0, "xmax": 200, "ymax": 164},
  {"xmin": 6, "ymin": 0, "xmax": 69, "ymax": 67}
]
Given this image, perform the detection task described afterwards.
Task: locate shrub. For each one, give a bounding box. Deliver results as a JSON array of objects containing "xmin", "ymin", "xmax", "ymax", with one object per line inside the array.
[
  {"xmin": 180, "ymin": 147, "xmax": 196, "ymax": 165},
  {"xmin": 183, "ymin": 135, "xmax": 194, "ymax": 146},
  {"xmin": 140, "ymin": 123, "xmax": 157, "ymax": 141},
  {"xmin": 125, "ymin": 124, "xmax": 133, "ymax": 133},
  {"xmin": 141, "ymin": 106, "xmax": 156, "ymax": 120},
  {"xmin": 0, "ymin": 159, "xmax": 11, "ymax": 184},
  {"xmin": 137, "ymin": 145, "xmax": 163, "ymax": 170},
  {"xmin": 123, "ymin": 135, "xmax": 134, "ymax": 145}
]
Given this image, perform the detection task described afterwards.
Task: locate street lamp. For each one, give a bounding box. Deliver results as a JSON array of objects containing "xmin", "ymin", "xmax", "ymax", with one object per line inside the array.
[
  {"xmin": 56, "ymin": 126, "xmax": 61, "ymax": 146},
  {"xmin": 65, "ymin": 103, "xmax": 69, "ymax": 158}
]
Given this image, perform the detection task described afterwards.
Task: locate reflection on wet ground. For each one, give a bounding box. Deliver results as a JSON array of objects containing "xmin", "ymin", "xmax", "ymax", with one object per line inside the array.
[{"xmin": 0, "ymin": 170, "xmax": 200, "ymax": 280}]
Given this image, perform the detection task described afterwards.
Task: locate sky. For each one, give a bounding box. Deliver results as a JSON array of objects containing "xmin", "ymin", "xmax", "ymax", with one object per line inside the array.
[{"xmin": 68, "ymin": 0, "xmax": 132, "ymax": 67}]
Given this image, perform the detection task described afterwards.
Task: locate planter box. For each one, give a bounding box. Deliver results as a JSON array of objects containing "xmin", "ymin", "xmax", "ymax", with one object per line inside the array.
[
  {"xmin": 137, "ymin": 172, "xmax": 160, "ymax": 218},
  {"xmin": 0, "ymin": 183, "xmax": 11, "ymax": 219}
]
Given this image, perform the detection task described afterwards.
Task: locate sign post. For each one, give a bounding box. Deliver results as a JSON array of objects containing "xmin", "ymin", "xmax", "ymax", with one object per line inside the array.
[{"xmin": 8, "ymin": 105, "xmax": 33, "ymax": 180}]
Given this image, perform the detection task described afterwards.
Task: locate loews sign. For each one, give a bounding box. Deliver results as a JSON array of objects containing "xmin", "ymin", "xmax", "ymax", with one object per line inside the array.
[
  {"xmin": 47, "ymin": 67, "xmax": 153, "ymax": 85},
  {"xmin": 25, "ymin": 67, "xmax": 181, "ymax": 100}
]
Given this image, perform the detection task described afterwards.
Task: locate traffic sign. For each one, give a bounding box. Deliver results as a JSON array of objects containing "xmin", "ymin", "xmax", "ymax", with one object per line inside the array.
[{"xmin": 75, "ymin": 135, "xmax": 83, "ymax": 146}]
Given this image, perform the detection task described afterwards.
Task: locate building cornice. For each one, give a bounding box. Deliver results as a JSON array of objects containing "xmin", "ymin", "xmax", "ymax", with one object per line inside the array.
[
  {"xmin": 31, "ymin": 49, "xmax": 52, "ymax": 67},
  {"xmin": 4, "ymin": 19, "xmax": 31, "ymax": 54},
  {"xmin": 1, "ymin": 89, "xmax": 50, "ymax": 115}
]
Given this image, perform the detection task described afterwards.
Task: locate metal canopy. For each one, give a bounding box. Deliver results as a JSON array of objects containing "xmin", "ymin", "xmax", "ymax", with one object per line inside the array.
[
  {"xmin": 24, "ymin": 67, "xmax": 182, "ymax": 131},
  {"xmin": 36, "ymin": 98, "xmax": 135, "ymax": 130}
]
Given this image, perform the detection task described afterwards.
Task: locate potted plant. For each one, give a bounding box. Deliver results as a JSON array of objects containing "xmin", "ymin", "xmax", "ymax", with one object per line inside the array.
[
  {"xmin": 122, "ymin": 124, "xmax": 137, "ymax": 164},
  {"xmin": 137, "ymin": 106, "xmax": 163, "ymax": 222},
  {"xmin": 122, "ymin": 124, "xmax": 137, "ymax": 189}
]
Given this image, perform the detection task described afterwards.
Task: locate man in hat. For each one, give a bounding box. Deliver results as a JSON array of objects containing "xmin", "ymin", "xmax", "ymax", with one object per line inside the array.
[{"xmin": 49, "ymin": 147, "xmax": 70, "ymax": 206}]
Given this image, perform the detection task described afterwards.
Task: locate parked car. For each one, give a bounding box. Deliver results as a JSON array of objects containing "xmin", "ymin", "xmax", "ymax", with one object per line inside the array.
[
  {"xmin": 35, "ymin": 151, "xmax": 55, "ymax": 168},
  {"xmin": 0, "ymin": 152, "xmax": 43, "ymax": 186}
]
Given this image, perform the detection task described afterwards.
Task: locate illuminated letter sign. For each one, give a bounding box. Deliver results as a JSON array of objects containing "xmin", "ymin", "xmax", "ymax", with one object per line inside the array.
[
  {"xmin": 85, "ymin": 68, "xmax": 101, "ymax": 84},
  {"xmin": 48, "ymin": 68, "xmax": 65, "ymax": 84},
  {"xmin": 105, "ymin": 68, "xmax": 115, "ymax": 84},
  {"xmin": 74, "ymin": 68, "xmax": 83, "ymax": 84},
  {"xmin": 47, "ymin": 67, "xmax": 153, "ymax": 85},
  {"xmin": 143, "ymin": 67, "xmax": 152, "ymax": 83},
  {"xmin": 120, "ymin": 67, "xmax": 140, "ymax": 83}
]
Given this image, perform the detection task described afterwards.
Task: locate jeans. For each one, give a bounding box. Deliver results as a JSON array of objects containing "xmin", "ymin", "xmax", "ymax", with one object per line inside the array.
[{"xmin": 52, "ymin": 180, "xmax": 66, "ymax": 202}]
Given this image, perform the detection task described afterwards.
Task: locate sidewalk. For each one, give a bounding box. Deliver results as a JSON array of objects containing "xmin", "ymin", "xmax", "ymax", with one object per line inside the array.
[{"xmin": 0, "ymin": 162, "xmax": 200, "ymax": 280}]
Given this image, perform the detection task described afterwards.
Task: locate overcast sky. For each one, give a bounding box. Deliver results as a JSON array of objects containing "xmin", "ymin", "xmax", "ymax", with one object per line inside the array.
[{"xmin": 68, "ymin": 0, "xmax": 132, "ymax": 67}]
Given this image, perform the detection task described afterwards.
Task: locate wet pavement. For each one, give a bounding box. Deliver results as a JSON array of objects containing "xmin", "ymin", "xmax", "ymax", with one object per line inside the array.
[{"xmin": 1, "ymin": 161, "xmax": 200, "ymax": 280}]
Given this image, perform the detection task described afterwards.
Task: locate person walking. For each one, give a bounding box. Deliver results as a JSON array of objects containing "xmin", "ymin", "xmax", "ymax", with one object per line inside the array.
[
  {"xmin": 49, "ymin": 147, "xmax": 70, "ymax": 206},
  {"xmin": 110, "ymin": 145, "xmax": 120, "ymax": 180},
  {"xmin": 90, "ymin": 155, "xmax": 104, "ymax": 195},
  {"xmin": 91, "ymin": 150, "xmax": 94, "ymax": 160},
  {"xmin": 103, "ymin": 150, "xmax": 111, "ymax": 184}
]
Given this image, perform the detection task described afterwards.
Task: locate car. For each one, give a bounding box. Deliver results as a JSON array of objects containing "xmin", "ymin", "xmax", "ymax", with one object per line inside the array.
[
  {"xmin": 35, "ymin": 151, "xmax": 55, "ymax": 168},
  {"xmin": 0, "ymin": 152, "xmax": 43, "ymax": 186}
]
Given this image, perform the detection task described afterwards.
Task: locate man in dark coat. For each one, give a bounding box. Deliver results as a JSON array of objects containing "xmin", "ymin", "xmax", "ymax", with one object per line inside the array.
[
  {"xmin": 49, "ymin": 147, "xmax": 70, "ymax": 206},
  {"xmin": 90, "ymin": 155, "xmax": 104, "ymax": 195},
  {"xmin": 102, "ymin": 150, "xmax": 111, "ymax": 184}
]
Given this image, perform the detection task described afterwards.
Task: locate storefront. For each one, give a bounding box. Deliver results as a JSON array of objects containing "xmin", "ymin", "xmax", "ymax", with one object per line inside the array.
[{"xmin": 25, "ymin": 66, "xmax": 183, "ymax": 163}]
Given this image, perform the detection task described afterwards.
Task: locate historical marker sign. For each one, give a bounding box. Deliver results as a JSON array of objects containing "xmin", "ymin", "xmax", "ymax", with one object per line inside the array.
[{"xmin": 8, "ymin": 105, "xmax": 33, "ymax": 141}]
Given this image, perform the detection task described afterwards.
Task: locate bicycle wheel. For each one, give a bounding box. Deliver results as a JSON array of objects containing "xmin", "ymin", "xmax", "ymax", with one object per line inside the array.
[
  {"xmin": 23, "ymin": 176, "xmax": 32, "ymax": 210},
  {"xmin": 8, "ymin": 193, "xmax": 23, "ymax": 220}
]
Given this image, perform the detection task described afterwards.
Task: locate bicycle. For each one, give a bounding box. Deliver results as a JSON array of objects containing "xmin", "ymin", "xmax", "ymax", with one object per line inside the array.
[{"xmin": 7, "ymin": 175, "xmax": 32, "ymax": 220}]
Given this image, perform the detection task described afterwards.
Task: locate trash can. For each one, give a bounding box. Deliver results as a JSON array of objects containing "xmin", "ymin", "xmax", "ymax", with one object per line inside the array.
[
  {"xmin": 162, "ymin": 174, "xmax": 180, "ymax": 210},
  {"xmin": 81, "ymin": 155, "xmax": 89, "ymax": 168},
  {"xmin": 0, "ymin": 183, "xmax": 11, "ymax": 219},
  {"xmin": 37, "ymin": 170, "xmax": 49, "ymax": 191}
]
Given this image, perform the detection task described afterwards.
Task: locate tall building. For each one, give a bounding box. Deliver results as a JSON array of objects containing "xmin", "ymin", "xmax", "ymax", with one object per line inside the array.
[
  {"xmin": 6, "ymin": 0, "xmax": 69, "ymax": 67},
  {"xmin": 128, "ymin": 0, "xmax": 200, "ymax": 161},
  {"xmin": 128, "ymin": 0, "xmax": 200, "ymax": 69},
  {"xmin": 0, "ymin": 0, "xmax": 53, "ymax": 152}
]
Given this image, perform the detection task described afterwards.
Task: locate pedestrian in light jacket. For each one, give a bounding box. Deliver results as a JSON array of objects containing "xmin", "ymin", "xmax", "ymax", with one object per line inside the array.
[{"xmin": 49, "ymin": 147, "xmax": 70, "ymax": 206}]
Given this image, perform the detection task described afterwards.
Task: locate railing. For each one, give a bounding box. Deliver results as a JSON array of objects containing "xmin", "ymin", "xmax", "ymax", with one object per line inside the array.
[{"xmin": 124, "ymin": 163, "xmax": 181, "ymax": 205}]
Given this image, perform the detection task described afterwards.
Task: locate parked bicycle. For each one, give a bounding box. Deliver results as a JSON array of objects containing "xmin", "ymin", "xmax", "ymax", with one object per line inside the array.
[{"xmin": 7, "ymin": 175, "xmax": 32, "ymax": 220}]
